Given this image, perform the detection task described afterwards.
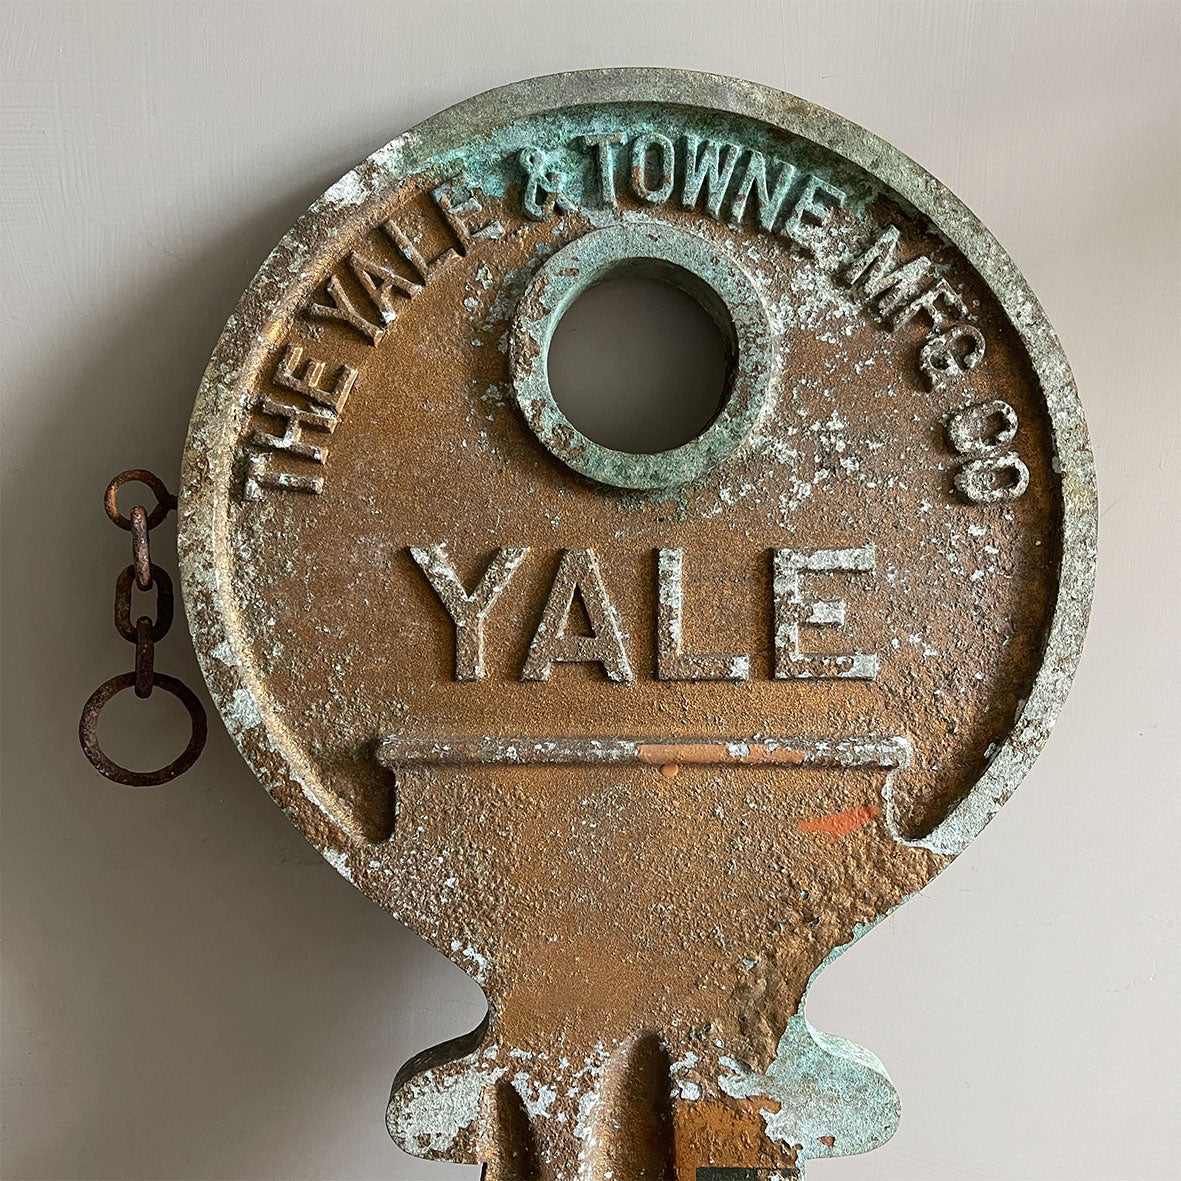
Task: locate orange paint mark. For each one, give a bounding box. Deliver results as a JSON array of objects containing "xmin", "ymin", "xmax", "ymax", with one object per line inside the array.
[
  {"xmin": 659, "ymin": 764, "xmax": 680, "ymax": 778},
  {"xmin": 797, "ymin": 804, "xmax": 881, "ymax": 840}
]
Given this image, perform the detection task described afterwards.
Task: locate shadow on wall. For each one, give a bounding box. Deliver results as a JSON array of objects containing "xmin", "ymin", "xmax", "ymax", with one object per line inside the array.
[{"xmin": 0, "ymin": 170, "xmax": 484, "ymax": 1180}]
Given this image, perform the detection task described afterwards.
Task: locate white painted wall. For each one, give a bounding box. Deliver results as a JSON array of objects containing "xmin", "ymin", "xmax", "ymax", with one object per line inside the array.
[{"xmin": 2, "ymin": 3, "xmax": 1177, "ymax": 1178}]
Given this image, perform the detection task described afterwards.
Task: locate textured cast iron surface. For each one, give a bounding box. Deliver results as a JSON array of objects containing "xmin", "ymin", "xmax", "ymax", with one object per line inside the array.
[{"xmin": 178, "ymin": 69, "xmax": 1096, "ymax": 1179}]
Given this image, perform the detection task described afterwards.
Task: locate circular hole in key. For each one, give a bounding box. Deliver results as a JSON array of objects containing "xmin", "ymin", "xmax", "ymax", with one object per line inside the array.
[{"xmin": 547, "ymin": 275, "xmax": 731, "ymax": 455}]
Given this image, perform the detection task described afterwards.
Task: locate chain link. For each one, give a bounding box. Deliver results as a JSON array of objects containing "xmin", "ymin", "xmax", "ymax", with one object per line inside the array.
[
  {"xmin": 79, "ymin": 470, "xmax": 207, "ymax": 786},
  {"xmin": 114, "ymin": 562, "xmax": 173, "ymax": 642},
  {"xmin": 130, "ymin": 504, "xmax": 152, "ymax": 590}
]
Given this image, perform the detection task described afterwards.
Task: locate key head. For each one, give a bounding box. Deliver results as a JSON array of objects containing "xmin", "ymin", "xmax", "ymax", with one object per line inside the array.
[{"xmin": 179, "ymin": 69, "xmax": 1095, "ymax": 1178}]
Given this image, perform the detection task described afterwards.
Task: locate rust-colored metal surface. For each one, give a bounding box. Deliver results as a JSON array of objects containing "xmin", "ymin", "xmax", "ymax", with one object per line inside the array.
[{"xmin": 178, "ymin": 71, "xmax": 1096, "ymax": 1178}]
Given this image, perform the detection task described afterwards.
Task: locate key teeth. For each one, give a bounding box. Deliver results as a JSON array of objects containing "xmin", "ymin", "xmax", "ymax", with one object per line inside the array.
[
  {"xmin": 387, "ymin": 1018, "xmax": 886, "ymax": 1178},
  {"xmin": 386, "ymin": 1012, "xmax": 491, "ymax": 1163},
  {"xmin": 718, "ymin": 1014, "xmax": 901, "ymax": 1169},
  {"xmin": 479, "ymin": 1081, "xmax": 541, "ymax": 1181},
  {"xmin": 583, "ymin": 1030, "xmax": 676, "ymax": 1181}
]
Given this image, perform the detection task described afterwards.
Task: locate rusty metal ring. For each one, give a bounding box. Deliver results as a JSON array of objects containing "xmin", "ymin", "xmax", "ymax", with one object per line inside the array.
[
  {"xmin": 104, "ymin": 469, "xmax": 177, "ymax": 530},
  {"xmin": 115, "ymin": 563, "xmax": 173, "ymax": 642},
  {"xmin": 79, "ymin": 671, "xmax": 208, "ymax": 787}
]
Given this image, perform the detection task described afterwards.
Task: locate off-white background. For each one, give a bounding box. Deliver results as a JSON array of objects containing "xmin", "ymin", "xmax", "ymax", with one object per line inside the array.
[{"xmin": 2, "ymin": 3, "xmax": 1178, "ymax": 1179}]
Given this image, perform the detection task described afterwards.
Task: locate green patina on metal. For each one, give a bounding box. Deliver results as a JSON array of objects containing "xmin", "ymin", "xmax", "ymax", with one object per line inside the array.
[
  {"xmin": 717, "ymin": 906, "xmax": 915, "ymax": 1164},
  {"xmin": 423, "ymin": 102, "xmax": 882, "ymax": 214},
  {"xmin": 509, "ymin": 222, "xmax": 775, "ymax": 490}
]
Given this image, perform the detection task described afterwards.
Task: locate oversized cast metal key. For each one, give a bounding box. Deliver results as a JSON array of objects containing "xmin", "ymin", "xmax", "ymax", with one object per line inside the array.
[{"xmin": 179, "ymin": 70, "xmax": 1096, "ymax": 1178}]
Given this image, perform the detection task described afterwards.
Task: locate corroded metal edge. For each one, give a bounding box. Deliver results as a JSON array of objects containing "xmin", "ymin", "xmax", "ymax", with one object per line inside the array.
[{"xmin": 177, "ymin": 68, "xmax": 1097, "ymax": 873}]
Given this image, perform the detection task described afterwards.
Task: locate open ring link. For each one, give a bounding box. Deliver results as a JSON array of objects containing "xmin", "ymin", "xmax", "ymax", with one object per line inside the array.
[
  {"xmin": 104, "ymin": 469, "xmax": 177, "ymax": 531},
  {"xmin": 79, "ymin": 672, "xmax": 207, "ymax": 787}
]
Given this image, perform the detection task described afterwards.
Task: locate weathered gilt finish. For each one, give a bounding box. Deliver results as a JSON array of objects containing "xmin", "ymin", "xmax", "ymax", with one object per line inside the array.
[{"xmin": 179, "ymin": 70, "xmax": 1096, "ymax": 1179}]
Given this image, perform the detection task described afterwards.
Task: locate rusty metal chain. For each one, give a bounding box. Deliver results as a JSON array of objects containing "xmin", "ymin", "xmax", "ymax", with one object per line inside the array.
[{"xmin": 79, "ymin": 470, "xmax": 207, "ymax": 786}]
